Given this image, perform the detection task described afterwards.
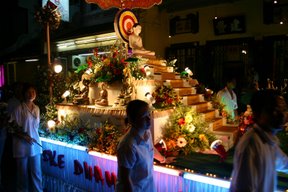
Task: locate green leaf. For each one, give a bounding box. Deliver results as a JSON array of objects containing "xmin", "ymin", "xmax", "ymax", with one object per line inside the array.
[{"xmin": 75, "ymin": 64, "xmax": 88, "ymax": 73}]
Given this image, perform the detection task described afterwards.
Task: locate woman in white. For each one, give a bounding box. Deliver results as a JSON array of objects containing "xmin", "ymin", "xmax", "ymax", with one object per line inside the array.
[{"xmin": 11, "ymin": 83, "xmax": 43, "ymax": 192}]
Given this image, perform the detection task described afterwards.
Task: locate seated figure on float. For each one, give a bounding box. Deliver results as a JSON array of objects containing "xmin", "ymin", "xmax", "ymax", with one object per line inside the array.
[
  {"xmin": 129, "ymin": 23, "xmax": 155, "ymax": 57},
  {"xmin": 95, "ymin": 83, "xmax": 108, "ymax": 107}
]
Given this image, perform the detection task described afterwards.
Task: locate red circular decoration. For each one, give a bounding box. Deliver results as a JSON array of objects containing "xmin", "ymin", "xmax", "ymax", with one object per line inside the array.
[{"xmin": 114, "ymin": 9, "xmax": 138, "ymax": 43}]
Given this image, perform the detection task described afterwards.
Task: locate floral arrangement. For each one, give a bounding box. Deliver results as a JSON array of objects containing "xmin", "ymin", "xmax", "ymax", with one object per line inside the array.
[
  {"xmin": 88, "ymin": 45, "xmax": 127, "ymax": 83},
  {"xmin": 238, "ymin": 105, "xmax": 254, "ymax": 136},
  {"xmin": 88, "ymin": 121, "xmax": 126, "ymax": 155},
  {"xmin": 152, "ymin": 84, "xmax": 182, "ymax": 109},
  {"xmin": 158, "ymin": 105, "xmax": 218, "ymax": 156},
  {"xmin": 39, "ymin": 114, "xmax": 92, "ymax": 146},
  {"xmin": 75, "ymin": 41, "xmax": 146, "ymax": 84},
  {"xmin": 39, "ymin": 115, "xmax": 125, "ymax": 155},
  {"xmin": 34, "ymin": 0, "xmax": 61, "ymax": 30},
  {"xmin": 125, "ymin": 57, "xmax": 147, "ymax": 80}
]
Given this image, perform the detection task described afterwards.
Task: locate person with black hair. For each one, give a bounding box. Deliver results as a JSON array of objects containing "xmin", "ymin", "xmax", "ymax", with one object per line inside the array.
[
  {"xmin": 115, "ymin": 99, "xmax": 175, "ymax": 192},
  {"xmin": 10, "ymin": 83, "xmax": 43, "ymax": 192},
  {"xmin": 230, "ymin": 89, "xmax": 288, "ymax": 192},
  {"xmin": 217, "ymin": 76, "xmax": 239, "ymax": 122}
]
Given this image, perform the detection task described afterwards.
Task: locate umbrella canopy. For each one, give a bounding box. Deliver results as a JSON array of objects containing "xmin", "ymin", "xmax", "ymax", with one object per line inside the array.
[
  {"xmin": 114, "ymin": 9, "xmax": 138, "ymax": 43},
  {"xmin": 85, "ymin": 0, "xmax": 162, "ymax": 10}
]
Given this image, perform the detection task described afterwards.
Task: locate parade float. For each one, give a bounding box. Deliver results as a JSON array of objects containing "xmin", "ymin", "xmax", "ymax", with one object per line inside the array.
[{"xmin": 37, "ymin": 1, "xmax": 288, "ymax": 191}]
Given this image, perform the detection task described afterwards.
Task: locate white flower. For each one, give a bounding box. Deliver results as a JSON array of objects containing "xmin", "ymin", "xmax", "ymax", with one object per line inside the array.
[
  {"xmin": 188, "ymin": 124, "xmax": 196, "ymax": 133},
  {"xmin": 177, "ymin": 137, "xmax": 187, "ymax": 147}
]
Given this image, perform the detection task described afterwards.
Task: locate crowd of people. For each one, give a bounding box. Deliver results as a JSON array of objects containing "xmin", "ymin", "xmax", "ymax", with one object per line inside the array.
[{"xmin": 215, "ymin": 74, "xmax": 288, "ymax": 191}]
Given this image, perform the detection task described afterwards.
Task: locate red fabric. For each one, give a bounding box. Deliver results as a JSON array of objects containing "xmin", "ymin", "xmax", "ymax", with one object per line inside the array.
[{"xmin": 85, "ymin": 0, "xmax": 162, "ymax": 9}]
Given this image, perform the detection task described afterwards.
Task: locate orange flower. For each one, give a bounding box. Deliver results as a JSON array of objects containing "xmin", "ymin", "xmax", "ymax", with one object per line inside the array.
[{"xmin": 199, "ymin": 134, "xmax": 208, "ymax": 144}]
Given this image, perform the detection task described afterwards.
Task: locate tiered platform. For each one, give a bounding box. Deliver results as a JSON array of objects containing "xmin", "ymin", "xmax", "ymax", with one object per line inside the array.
[
  {"xmin": 147, "ymin": 58, "xmax": 239, "ymax": 150},
  {"xmin": 42, "ymin": 57, "xmax": 288, "ymax": 192}
]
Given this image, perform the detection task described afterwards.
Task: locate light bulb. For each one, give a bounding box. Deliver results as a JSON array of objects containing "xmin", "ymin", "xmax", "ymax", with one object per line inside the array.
[
  {"xmin": 47, "ymin": 120, "xmax": 56, "ymax": 129},
  {"xmin": 54, "ymin": 64, "xmax": 63, "ymax": 73},
  {"xmin": 62, "ymin": 90, "xmax": 70, "ymax": 98}
]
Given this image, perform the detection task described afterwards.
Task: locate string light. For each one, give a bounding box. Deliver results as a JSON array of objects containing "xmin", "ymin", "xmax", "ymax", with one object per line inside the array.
[{"xmin": 183, "ymin": 172, "xmax": 231, "ymax": 188}]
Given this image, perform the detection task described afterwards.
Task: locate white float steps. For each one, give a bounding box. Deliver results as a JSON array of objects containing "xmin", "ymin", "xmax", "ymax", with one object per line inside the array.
[{"xmin": 181, "ymin": 94, "xmax": 205, "ymax": 105}]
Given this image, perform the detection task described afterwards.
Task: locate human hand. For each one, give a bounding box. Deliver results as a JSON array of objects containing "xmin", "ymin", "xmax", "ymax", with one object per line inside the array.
[
  {"xmin": 21, "ymin": 133, "xmax": 34, "ymax": 145},
  {"xmin": 16, "ymin": 132, "xmax": 34, "ymax": 145},
  {"xmin": 162, "ymin": 156, "xmax": 177, "ymax": 164}
]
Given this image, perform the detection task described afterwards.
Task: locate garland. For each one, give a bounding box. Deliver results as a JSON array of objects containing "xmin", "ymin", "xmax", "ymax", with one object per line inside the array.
[{"xmin": 34, "ymin": 0, "xmax": 61, "ymax": 30}]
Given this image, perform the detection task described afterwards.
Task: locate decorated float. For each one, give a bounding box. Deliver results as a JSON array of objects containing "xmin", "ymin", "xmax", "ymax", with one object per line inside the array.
[{"xmin": 37, "ymin": 1, "xmax": 288, "ymax": 191}]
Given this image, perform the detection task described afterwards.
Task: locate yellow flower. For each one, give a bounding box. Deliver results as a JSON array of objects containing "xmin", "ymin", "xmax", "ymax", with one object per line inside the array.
[
  {"xmin": 93, "ymin": 66, "xmax": 101, "ymax": 73},
  {"xmin": 177, "ymin": 136, "xmax": 187, "ymax": 147},
  {"xmin": 185, "ymin": 113, "xmax": 193, "ymax": 123}
]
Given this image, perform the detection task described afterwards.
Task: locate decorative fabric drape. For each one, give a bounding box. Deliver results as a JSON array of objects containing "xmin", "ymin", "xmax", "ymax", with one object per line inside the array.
[{"xmin": 85, "ymin": 0, "xmax": 162, "ymax": 10}]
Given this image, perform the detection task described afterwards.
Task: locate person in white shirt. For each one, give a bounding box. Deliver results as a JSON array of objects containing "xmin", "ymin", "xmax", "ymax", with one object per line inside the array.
[
  {"xmin": 217, "ymin": 76, "xmax": 238, "ymax": 122},
  {"xmin": 10, "ymin": 83, "xmax": 43, "ymax": 192},
  {"xmin": 115, "ymin": 100, "xmax": 175, "ymax": 192},
  {"xmin": 229, "ymin": 89, "xmax": 288, "ymax": 192}
]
